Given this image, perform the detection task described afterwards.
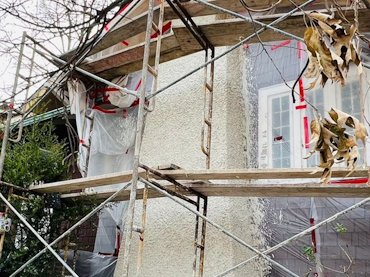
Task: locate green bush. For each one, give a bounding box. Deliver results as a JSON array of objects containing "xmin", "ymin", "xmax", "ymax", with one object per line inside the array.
[
  {"xmin": 0, "ymin": 121, "xmax": 86, "ymax": 276},
  {"xmin": 3, "ymin": 121, "xmax": 68, "ymax": 188}
]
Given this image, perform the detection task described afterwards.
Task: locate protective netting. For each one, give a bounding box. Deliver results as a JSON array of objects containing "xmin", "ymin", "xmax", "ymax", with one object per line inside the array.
[
  {"xmin": 246, "ymin": 40, "xmax": 370, "ymax": 276},
  {"xmin": 263, "ymin": 197, "xmax": 370, "ymax": 276}
]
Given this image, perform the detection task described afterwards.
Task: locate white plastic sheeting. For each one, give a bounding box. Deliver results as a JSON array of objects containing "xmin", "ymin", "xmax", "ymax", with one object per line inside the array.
[
  {"xmin": 67, "ymin": 69, "xmax": 152, "ymax": 275},
  {"xmin": 263, "ymin": 197, "xmax": 370, "ymax": 276},
  {"xmin": 62, "ymin": 250, "xmax": 117, "ymax": 277},
  {"xmin": 105, "ymin": 76, "xmax": 134, "ymax": 108},
  {"xmin": 89, "ymin": 130, "xmax": 134, "ymax": 255},
  {"xmin": 67, "ymin": 79, "xmax": 89, "ymax": 175}
]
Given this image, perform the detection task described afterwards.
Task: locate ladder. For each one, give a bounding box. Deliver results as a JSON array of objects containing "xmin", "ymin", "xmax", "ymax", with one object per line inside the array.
[
  {"xmin": 0, "ymin": 32, "xmax": 37, "ymax": 258},
  {"xmin": 114, "ymin": 0, "xmax": 165, "ymax": 276},
  {"xmin": 201, "ymin": 48, "xmax": 215, "ymax": 169},
  {"xmin": 137, "ymin": 0, "xmax": 165, "ymax": 273},
  {"xmin": 144, "ymin": 0, "xmax": 165, "ymax": 113}
]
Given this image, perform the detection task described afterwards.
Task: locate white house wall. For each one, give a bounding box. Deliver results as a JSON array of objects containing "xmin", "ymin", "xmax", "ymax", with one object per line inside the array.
[{"xmin": 113, "ymin": 47, "xmax": 268, "ymax": 276}]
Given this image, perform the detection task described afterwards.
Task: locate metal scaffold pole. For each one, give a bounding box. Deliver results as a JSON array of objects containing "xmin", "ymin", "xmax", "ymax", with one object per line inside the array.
[
  {"xmin": 148, "ymin": 0, "xmax": 317, "ymax": 100},
  {"xmin": 215, "ymin": 196, "xmax": 370, "ymax": 277},
  {"xmin": 0, "ymin": 194, "xmax": 79, "ymax": 277},
  {"xmin": 139, "ymin": 177, "xmax": 300, "ymax": 277},
  {"xmin": 114, "ymin": 0, "xmax": 156, "ymax": 276},
  {"xmin": 0, "ymin": 32, "xmax": 26, "ymax": 180},
  {"xmin": 10, "ymin": 181, "xmax": 132, "ymax": 276},
  {"xmin": 0, "ymin": 31, "xmax": 27, "ymax": 259},
  {"xmin": 137, "ymin": 0, "xmax": 166, "ymax": 273}
]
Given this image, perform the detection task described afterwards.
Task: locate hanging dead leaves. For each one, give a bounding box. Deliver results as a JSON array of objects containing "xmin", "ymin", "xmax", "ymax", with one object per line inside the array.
[
  {"xmin": 303, "ymin": 12, "xmax": 362, "ymax": 88},
  {"xmin": 305, "ymin": 108, "xmax": 368, "ymax": 184}
]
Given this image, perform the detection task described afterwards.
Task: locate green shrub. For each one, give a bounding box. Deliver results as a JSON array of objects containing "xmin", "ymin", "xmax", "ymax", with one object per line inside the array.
[{"xmin": 0, "ymin": 121, "xmax": 95, "ymax": 276}]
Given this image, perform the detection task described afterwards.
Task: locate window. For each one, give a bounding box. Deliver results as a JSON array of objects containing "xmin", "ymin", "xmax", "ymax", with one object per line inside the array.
[
  {"xmin": 258, "ymin": 82, "xmax": 299, "ymax": 169},
  {"xmin": 271, "ymin": 95, "xmax": 291, "ymax": 168},
  {"xmin": 305, "ymin": 88, "xmax": 325, "ymax": 168},
  {"xmin": 258, "ymin": 74, "xmax": 369, "ymax": 169}
]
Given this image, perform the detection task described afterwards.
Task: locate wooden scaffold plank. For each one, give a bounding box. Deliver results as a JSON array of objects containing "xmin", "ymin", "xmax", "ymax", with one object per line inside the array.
[
  {"xmin": 30, "ymin": 167, "xmax": 370, "ymax": 194},
  {"xmin": 154, "ymin": 167, "xmax": 370, "ymax": 180},
  {"xmin": 29, "ymin": 169, "xmax": 146, "ymax": 193},
  {"xmin": 60, "ymin": 181, "xmax": 370, "ymax": 201},
  {"xmin": 85, "ymin": 8, "xmax": 370, "ymax": 78}
]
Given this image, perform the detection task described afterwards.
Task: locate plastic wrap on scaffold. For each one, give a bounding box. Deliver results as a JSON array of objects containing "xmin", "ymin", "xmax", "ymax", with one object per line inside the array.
[
  {"xmin": 67, "ymin": 69, "xmax": 153, "ymax": 263},
  {"xmin": 89, "ymin": 109, "xmax": 137, "ymax": 156},
  {"xmin": 87, "ymin": 109, "xmax": 136, "ymax": 254},
  {"xmin": 63, "ymin": 250, "xmax": 117, "ymax": 277},
  {"xmin": 104, "ymin": 75, "xmax": 134, "ymax": 108},
  {"xmin": 67, "ymin": 79, "xmax": 89, "ymax": 175},
  {"xmin": 262, "ymin": 197, "xmax": 370, "ymax": 276},
  {"xmin": 89, "ymin": 70, "xmax": 153, "ymax": 256}
]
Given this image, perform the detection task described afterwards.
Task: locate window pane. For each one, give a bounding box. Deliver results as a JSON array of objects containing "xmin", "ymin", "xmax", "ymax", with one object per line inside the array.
[
  {"xmin": 281, "ymin": 96, "xmax": 289, "ymax": 111},
  {"xmin": 281, "ymin": 158, "xmax": 290, "ymax": 168},
  {"xmin": 270, "ymin": 94, "xmax": 291, "ymax": 168},
  {"xmin": 341, "ymin": 81, "xmax": 364, "ymax": 165},
  {"xmin": 282, "ymin": 126, "xmax": 290, "ymax": 142},
  {"xmin": 272, "ymin": 114, "xmax": 281, "ymax": 126},
  {"xmin": 272, "ymin": 143, "xmax": 280, "ymax": 157},
  {"xmin": 281, "ymin": 111, "xmax": 290, "ymax": 126},
  {"xmin": 305, "ymin": 88, "xmax": 324, "ymax": 167},
  {"xmin": 272, "ymin": 97, "xmax": 280, "ymax": 113},
  {"xmin": 273, "ymin": 159, "xmax": 281, "ymax": 168}
]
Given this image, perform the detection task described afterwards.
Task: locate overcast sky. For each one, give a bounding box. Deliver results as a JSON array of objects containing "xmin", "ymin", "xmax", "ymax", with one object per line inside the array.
[{"xmin": 0, "ymin": 0, "xmax": 91, "ymax": 106}]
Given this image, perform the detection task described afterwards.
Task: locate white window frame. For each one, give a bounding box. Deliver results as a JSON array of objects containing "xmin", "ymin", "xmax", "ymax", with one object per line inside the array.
[
  {"xmin": 258, "ymin": 81, "xmax": 301, "ymax": 169},
  {"xmin": 258, "ymin": 72, "xmax": 370, "ymax": 169}
]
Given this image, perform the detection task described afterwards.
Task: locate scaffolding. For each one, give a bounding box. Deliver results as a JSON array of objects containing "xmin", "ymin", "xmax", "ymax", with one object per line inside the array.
[{"xmin": 1, "ymin": 0, "xmax": 370, "ymax": 276}]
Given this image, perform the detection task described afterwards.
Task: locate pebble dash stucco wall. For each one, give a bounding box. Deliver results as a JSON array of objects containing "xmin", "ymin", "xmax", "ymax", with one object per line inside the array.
[{"xmin": 114, "ymin": 46, "xmax": 268, "ymax": 276}]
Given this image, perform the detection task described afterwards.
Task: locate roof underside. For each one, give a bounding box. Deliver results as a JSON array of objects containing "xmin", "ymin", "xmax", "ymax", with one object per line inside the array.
[{"xmin": 62, "ymin": 0, "xmax": 370, "ymax": 80}]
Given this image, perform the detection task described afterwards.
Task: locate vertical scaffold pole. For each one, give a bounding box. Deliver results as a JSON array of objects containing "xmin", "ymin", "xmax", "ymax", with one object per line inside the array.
[
  {"xmin": 192, "ymin": 195, "xmax": 208, "ymax": 277},
  {"xmin": 137, "ymin": 0, "xmax": 165, "ymax": 271},
  {"xmin": 0, "ymin": 32, "xmax": 26, "ymax": 179},
  {"xmin": 196, "ymin": 45, "xmax": 214, "ymax": 276},
  {"xmin": 192, "ymin": 197, "xmax": 201, "ymax": 277},
  {"xmin": 0, "ymin": 32, "xmax": 27, "ymax": 259},
  {"xmin": 198, "ymin": 196, "xmax": 208, "ymax": 277},
  {"xmin": 136, "ymin": 184, "xmax": 148, "ymax": 274},
  {"xmin": 114, "ymin": 0, "xmax": 156, "ymax": 276}
]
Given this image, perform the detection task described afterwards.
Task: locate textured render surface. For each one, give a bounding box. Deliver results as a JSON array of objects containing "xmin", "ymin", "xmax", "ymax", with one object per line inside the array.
[{"xmin": 113, "ymin": 47, "xmax": 267, "ymax": 276}]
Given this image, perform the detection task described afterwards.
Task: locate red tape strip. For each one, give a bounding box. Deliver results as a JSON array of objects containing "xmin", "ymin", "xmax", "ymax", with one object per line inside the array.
[
  {"xmin": 295, "ymin": 104, "xmax": 307, "ymax": 110},
  {"xmin": 151, "ymin": 22, "xmax": 172, "ymax": 39},
  {"xmin": 297, "ymin": 41, "xmax": 303, "ymax": 59},
  {"xmin": 92, "ymin": 105, "xmax": 117, "ymax": 114},
  {"xmin": 271, "ymin": 40, "xmax": 291, "ymax": 51},
  {"xmin": 135, "ymin": 79, "xmax": 142, "ymax": 91},
  {"xmin": 304, "ymin": 116, "xmax": 309, "ymax": 149},
  {"xmin": 299, "ymin": 79, "xmax": 304, "ymax": 102},
  {"xmin": 331, "ymin": 178, "xmax": 368, "ymax": 184},
  {"xmin": 92, "ymin": 87, "xmax": 120, "ymax": 94},
  {"xmin": 118, "ymin": 3, "xmax": 129, "ymax": 15},
  {"xmin": 310, "ymin": 218, "xmax": 317, "ymax": 253}
]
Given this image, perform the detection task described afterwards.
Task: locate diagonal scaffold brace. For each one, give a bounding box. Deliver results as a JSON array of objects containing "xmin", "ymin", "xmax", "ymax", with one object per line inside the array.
[
  {"xmin": 0, "ymin": 193, "xmax": 79, "ymax": 277},
  {"xmin": 10, "ymin": 182, "xmax": 132, "ymax": 276},
  {"xmin": 139, "ymin": 177, "xmax": 300, "ymax": 277},
  {"xmin": 215, "ymin": 196, "xmax": 370, "ymax": 277}
]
